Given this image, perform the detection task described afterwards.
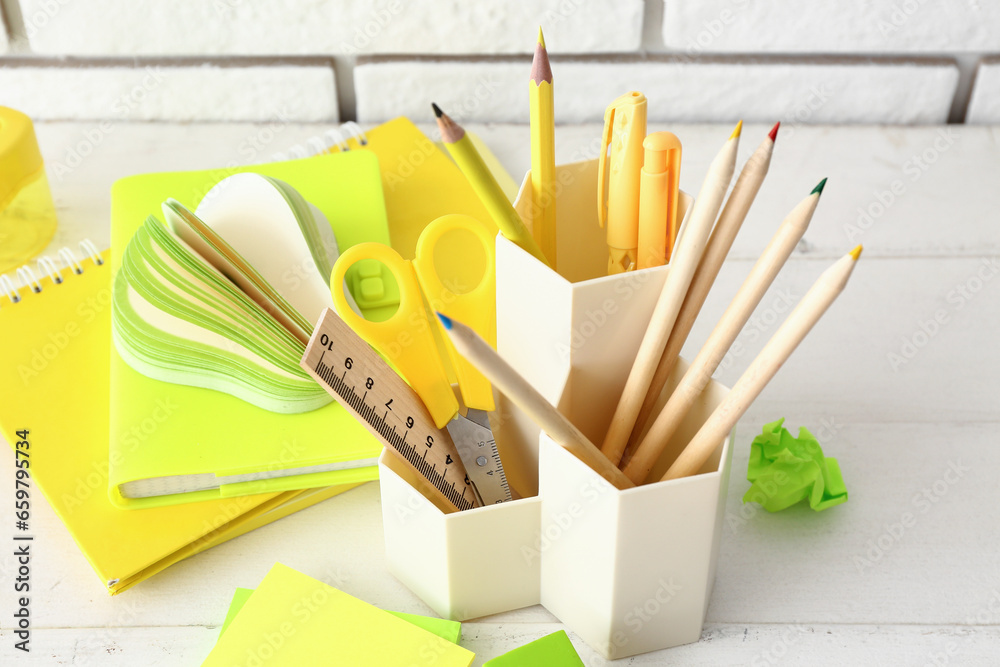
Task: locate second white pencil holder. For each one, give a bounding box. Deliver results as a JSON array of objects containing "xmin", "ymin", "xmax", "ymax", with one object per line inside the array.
[{"xmin": 538, "ymin": 361, "xmax": 733, "ymax": 660}]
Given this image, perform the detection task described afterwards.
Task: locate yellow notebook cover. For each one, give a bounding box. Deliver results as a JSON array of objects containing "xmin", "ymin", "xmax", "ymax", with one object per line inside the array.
[
  {"xmin": 109, "ymin": 153, "xmax": 388, "ymax": 509},
  {"xmin": 332, "ymin": 117, "xmax": 502, "ymax": 264},
  {"xmin": 202, "ymin": 563, "xmax": 474, "ymax": 666},
  {"xmin": 0, "ymin": 249, "xmax": 359, "ymax": 594}
]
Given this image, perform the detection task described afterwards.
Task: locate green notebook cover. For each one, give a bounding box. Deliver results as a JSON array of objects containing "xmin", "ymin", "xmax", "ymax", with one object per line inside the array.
[{"xmin": 109, "ymin": 152, "xmax": 388, "ymax": 509}]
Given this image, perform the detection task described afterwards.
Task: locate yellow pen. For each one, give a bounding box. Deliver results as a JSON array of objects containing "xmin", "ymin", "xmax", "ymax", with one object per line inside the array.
[
  {"xmin": 597, "ymin": 91, "xmax": 647, "ymax": 274},
  {"xmin": 637, "ymin": 132, "xmax": 682, "ymax": 269}
]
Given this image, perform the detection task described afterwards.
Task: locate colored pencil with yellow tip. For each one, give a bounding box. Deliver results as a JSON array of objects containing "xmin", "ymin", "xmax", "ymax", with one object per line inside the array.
[
  {"xmin": 530, "ymin": 26, "xmax": 557, "ymax": 268},
  {"xmin": 623, "ymin": 178, "xmax": 825, "ymax": 483},
  {"xmin": 660, "ymin": 245, "xmax": 863, "ymax": 482},
  {"xmin": 433, "ymin": 102, "xmax": 549, "ymax": 265},
  {"xmin": 600, "ymin": 121, "xmax": 742, "ymax": 467},
  {"xmin": 628, "ymin": 122, "xmax": 780, "ymax": 448}
]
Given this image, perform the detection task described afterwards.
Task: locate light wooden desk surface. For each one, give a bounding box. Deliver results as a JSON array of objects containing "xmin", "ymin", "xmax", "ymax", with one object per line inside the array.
[{"xmin": 1, "ymin": 122, "xmax": 998, "ymax": 665}]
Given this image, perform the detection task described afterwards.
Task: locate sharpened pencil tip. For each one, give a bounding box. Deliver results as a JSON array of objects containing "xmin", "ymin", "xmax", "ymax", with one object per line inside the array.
[
  {"xmin": 537, "ymin": 26, "xmax": 545, "ymax": 48},
  {"xmin": 436, "ymin": 312, "xmax": 453, "ymax": 330},
  {"xmin": 811, "ymin": 177, "xmax": 827, "ymax": 195},
  {"xmin": 431, "ymin": 102, "xmax": 443, "ymax": 118},
  {"xmin": 768, "ymin": 121, "xmax": 780, "ymax": 142},
  {"xmin": 730, "ymin": 120, "xmax": 743, "ymax": 140},
  {"xmin": 850, "ymin": 245, "xmax": 863, "ymax": 260}
]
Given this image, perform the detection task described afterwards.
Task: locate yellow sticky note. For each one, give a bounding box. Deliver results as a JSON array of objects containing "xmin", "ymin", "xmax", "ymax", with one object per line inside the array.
[{"xmin": 202, "ymin": 563, "xmax": 474, "ymax": 666}]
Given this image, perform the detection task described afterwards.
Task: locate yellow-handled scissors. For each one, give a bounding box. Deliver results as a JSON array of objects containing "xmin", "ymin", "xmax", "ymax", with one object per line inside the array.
[{"xmin": 331, "ymin": 215, "xmax": 510, "ymax": 505}]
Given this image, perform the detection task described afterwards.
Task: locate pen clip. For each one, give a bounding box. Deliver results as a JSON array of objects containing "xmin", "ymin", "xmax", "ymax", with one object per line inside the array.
[{"xmin": 597, "ymin": 104, "xmax": 616, "ymax": 230}]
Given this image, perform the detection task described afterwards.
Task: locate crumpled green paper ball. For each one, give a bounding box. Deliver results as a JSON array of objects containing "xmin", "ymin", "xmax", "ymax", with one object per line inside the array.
[{"xmin": 743, "ymin": 418, "xmax": 848, "ymax": 512}]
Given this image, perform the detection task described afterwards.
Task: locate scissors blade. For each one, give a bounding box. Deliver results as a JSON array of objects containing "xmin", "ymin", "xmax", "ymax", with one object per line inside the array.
[{"xmin": 446, "ymin": 410, "xmax": 512, "ymax": 506}]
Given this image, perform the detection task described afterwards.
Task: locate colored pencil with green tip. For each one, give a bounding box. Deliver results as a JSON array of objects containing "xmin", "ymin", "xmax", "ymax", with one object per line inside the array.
[
  {"xmin": 662, "ymin": 245, "xmax": 862, "ymax": 482},
  {"xmin": 623, "ymin": 179, "xmax": 827, "ymax": 483}
]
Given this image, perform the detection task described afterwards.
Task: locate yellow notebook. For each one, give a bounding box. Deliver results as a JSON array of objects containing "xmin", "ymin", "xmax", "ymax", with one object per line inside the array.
[
  {"xmin": 202, "ymin": 563, "xmax": 474, "ymax": 666},
  {"xmin": 110, "ymin": 153, "xmax": 388, "ymax": 508},
  {"xmin": 0, "ymin": 245, "xmax": 359, "ymax": 594}
]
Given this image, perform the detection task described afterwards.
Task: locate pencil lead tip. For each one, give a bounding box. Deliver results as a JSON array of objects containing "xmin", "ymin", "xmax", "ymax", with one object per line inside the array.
[
  {"xmin": 768, "ymin": 121, "xmax": 780, "ymax": 142},
  {"xmin": 850, "ymin": 245, "xmax": 863, "ymax": 260},
  {"xmin": 730, "ymin": 119, "xmax": 743, "ymax": 140},
  {"xmin": 431, "ymin": 102, "xmax": 443, "ymax": 118},
  {"xmin": 537, "ymin": 26, "xmax": 545, "ymax": 48},
  {"xmin": 436, "ymin": 312, "xmax": 453, "ymax": 330},
  {"xmin": 811, "ymin": 177, "xmax": 827, "ymax": 195}
]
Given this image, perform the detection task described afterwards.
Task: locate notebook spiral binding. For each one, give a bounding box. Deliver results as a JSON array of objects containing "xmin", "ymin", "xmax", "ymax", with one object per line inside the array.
[
  {"xmin": 267, "ymin": 121, "xmax": 369, "ymax": 163},
  {"xmin": 0, "ymin": 239, "xmax": 104, "ymax": 307}
]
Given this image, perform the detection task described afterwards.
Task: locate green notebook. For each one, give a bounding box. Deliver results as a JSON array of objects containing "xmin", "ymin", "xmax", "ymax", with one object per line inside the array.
[{"xmin": 109, "ymin": 152, "xmax": 389, "ymax": 508}]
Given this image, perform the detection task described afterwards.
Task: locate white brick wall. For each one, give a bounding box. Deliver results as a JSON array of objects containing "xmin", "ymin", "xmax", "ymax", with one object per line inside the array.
[
  {"xmin": 662, "ymin": 1, "xmax": 1000, "ymax": 53},
  {"xmin": 17, "ymin": 0, "xmax": 642, "ymax": 55},
  {"xmin": 966, "ymin": 60, "xmax": 1000, "ymax": 124},
  {"xmin": 0, "ymin": 65, "xmax": 338, "ymax": 122},
  {"xmin": 356, "ymin": 59, "xmax": 958, "ymax": 125},
  {"xmin": 0, "ymin": 0, "xmax": 994, "ymax": 124}
]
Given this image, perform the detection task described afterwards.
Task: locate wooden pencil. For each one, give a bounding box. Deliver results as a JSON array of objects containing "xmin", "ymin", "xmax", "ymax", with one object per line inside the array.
[
  {"xmin": 437, "ymin": 312, "xmax": 635, "ymax": 491},
  {"xmin": 599, "ymin": 121, "xmax": 742, "ymax": 467},
  {"xmin": 530, "ymin": 27, "xmax": 557, "ymax": 268},
  {"xmin": 661, "ymin": 245, "xmax": 862, "ymax": 482},
  {"xmin": 625, "ymin": 123, "xmax": 779, "ymax": 456},
  {"xmin": 623, "ymin": 180, "xmax": 824, "ymax": 484},
  {"xmin": 433, "ymin": 103, "xmax": 549, "ymax": 265}
]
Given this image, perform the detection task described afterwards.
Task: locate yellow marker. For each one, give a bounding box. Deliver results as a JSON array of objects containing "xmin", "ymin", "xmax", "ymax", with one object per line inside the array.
[
  {"xmin": 637, "ymin": 132, "xmax": 682, "ymax": 269},
  {"xmin": 598, "ymin": 91, "xmax": 647, "ymax": 274},
  {"xmin": 529, "ymin": 26, "xmax": 557, "ymax": 269}
]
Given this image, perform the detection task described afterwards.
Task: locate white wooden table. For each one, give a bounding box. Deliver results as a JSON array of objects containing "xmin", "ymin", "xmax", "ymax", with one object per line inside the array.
[{"xmin": 1, "ymin": 121, "xmax": 998, "ymax": 665}]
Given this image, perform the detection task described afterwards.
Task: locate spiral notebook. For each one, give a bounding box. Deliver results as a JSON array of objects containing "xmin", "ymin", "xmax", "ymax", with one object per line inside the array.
[{"xmin": 0, "ymin": 243, "xmax": 360, "ymax": 593}]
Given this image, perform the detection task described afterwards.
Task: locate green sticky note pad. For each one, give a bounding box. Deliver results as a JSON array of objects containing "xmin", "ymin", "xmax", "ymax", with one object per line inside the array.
[
  {"xmin": 483, "ymin": 630, "xmax": 584, "ymax": 666},
  {"xmin": 744, "ymin": 418, "xmax": 848, "ymax": 512}
]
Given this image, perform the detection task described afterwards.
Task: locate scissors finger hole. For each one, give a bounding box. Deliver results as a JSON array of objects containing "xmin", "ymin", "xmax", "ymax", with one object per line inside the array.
[{"xmin": 432, "ymin": 227, "xmax": 489, "ymax": 295}]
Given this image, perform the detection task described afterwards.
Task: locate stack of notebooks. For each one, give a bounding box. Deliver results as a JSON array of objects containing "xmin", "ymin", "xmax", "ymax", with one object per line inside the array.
[{"xmin": 0, "ymin": 117, "xmax": 515, "ymax": 593}]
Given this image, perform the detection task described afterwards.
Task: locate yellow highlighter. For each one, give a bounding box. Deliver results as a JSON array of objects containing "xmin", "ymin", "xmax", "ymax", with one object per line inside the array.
[
  {"xmin": 598, "ymin": 91, "xmax": 647, "ymax": 274},
  {"xmin": 637, "ymin": 132, "xmax": 682, "ymax": 269}
]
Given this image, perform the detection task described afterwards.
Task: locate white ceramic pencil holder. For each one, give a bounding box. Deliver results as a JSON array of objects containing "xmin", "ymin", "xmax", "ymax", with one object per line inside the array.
[
  {"xmin": 500, "ymin": 158, "xmax": 733, "ymax": 659},
  {"xmin": 379, "ymin": 158, "xmax": 733, "ymax": 659},
  {"xmin": 378, "ymin": 449, "xmax": 541, "ymax": 621}
]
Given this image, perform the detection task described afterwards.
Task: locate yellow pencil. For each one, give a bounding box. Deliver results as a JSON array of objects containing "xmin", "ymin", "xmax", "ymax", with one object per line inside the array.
[
  {"xmin": 530, "ymin": 27, "xmax": 557, "ymax": 268},
  {"xmin": 433, "ymin": 103, "xmax": 549, "ymax": 266}
]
